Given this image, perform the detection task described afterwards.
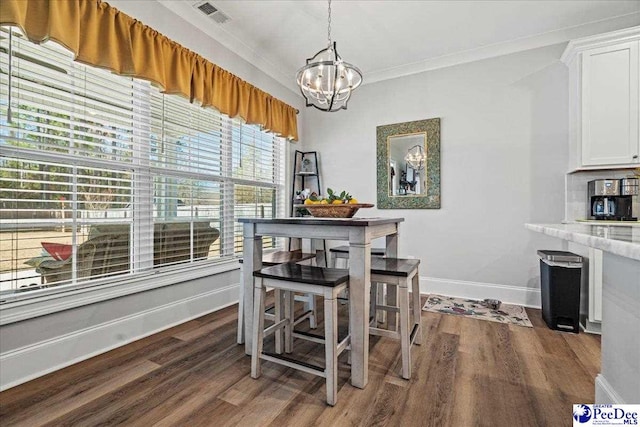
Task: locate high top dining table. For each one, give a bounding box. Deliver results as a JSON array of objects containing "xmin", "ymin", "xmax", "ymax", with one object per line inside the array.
[{"xmin": 238, "ymin": 216, "xmax": 404, "ymax": 389}]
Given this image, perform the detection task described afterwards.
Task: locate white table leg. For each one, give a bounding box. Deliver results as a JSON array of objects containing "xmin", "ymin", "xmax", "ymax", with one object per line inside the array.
[
  {"xmin": 384, "ymin": 231, "xmax": 400, "ymax": 330},
  {"xmin": 243, "ymin": 223, "xmax": 263, "ymax": 355},
  {"xmin": 312, "ymin": 238, "xmax": 326, "ymax": 267},
  {"xmin": 237, "ymin": 267, "xmax": 244, "ymax": 344},
  {"xmin": 386, "ymin": 232, "xmax": 398, "ymax": 258},
  {"xmin": 349, "ymin": 229, "xmax": 371, "ymax": 389}
]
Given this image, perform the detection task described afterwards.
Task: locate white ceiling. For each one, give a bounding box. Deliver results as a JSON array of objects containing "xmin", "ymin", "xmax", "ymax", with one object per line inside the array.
[{"xmin": 158, "ymin": 0, "xmax": 640, "ymax": 93}]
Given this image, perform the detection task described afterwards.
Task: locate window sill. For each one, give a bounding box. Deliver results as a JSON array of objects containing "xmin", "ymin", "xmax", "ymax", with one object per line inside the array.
[{"xmin": 0, "ymin": 259, "xmax": 241, "ymax": 326}]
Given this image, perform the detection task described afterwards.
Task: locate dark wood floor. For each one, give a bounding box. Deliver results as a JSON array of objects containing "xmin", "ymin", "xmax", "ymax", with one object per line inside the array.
[{"xmin": 0, "ymin": 297, "xmax": 600, "ymax": 427}]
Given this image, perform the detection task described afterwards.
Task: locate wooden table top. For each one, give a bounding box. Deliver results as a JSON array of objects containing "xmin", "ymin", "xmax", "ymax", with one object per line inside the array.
[{"xmin": 237, "ymin": 217, "xmax": 404, "ymax": 226}]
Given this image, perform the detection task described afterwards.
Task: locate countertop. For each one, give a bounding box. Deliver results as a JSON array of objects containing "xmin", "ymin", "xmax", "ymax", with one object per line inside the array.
[
  {"xmin": 565, "ymin": 219, "xmax": 640, "ymax": 227},
  {"xmin": 525, "ymin": 223, "xmax": 640, "ymax": 261}
]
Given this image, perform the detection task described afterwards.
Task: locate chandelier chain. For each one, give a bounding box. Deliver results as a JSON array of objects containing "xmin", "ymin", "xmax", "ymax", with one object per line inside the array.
[{"xmin": 327, "ymin": 0, "xmax": 332, "ymax": 46}]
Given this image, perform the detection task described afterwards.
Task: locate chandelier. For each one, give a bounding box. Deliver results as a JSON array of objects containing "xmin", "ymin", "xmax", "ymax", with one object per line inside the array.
[
  {"xmin": 405, "ymin": 145, "xmax": 427, "ymax": 170},
  {"xmin": 295, "ymin": 0, "xmax": 363, "ymax": 112}
]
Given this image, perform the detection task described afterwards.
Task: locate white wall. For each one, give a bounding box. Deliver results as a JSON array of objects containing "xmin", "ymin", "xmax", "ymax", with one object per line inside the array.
[{"xmin": 301, "ymin": 44, "xmax": 570, "ymax": 305}]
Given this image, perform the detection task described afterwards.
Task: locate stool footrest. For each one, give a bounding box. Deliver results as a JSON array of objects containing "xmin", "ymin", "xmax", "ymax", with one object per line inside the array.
[
  {"xmin": 293, "ymin": 330, "xmax": 326, "ymax": 344},
  {"xmin": 293, "ymin": 310, "xmax": 313, "ymax": 326},
  {"xmin": 369, "ymin": 326, "xmax": 401, "ymax": 340},
  {"xmin": 337, "ymin": 336, "xmax": 350, "ymax": 355},
  {"xmin": 264, "ymin": 318, "xmax": 288, "ymax": 337},
  {"xmin": 375, "ymin": 304, "xmax": 400, "ymax": 313},
  {"xmin": 261, "ymin": 351, "xmax": 325, "ymax": 378}
]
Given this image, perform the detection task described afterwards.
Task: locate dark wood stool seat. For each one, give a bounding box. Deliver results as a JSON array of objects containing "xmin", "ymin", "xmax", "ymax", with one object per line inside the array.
[
  {"xmin": 369, "ymin": 257, "xmax": 422, "ymax": 379},
  {"xmin": 251, "ymin": 264, "xmax": 350, "ymax": 406},
  {"xmin": 254, "ymin": 263, "xmax": 349, "ymax": 287},
  {"xmin": 371, "ymin": 258, "xmax": 420, "ymax": 277}
]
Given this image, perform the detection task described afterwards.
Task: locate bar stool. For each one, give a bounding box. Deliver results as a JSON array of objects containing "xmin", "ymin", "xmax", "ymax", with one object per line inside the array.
[
  {"xmin": 369, "ymin": 257, "xmax": 422, "ymax": 379},
  {"xmin": 251, "ymin": 263, "xmax": 350, "ymax": 406},
  {"xmin": 237, "ymin": 250, "xmax": 316, "ymax": 344}
]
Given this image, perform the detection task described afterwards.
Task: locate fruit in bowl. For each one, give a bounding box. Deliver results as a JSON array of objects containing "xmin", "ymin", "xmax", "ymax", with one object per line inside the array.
[
  {"xmin": 302, "ymin": 188, "xmax": 358, "ymax": 205},
  {"xmin": 297, "ymin": 188, "xmax": 373, "ymax": 218}
]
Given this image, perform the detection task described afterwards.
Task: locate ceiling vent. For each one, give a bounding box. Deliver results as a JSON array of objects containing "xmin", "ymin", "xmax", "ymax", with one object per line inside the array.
[{"xmin": 193, "ymin": 1, "xmax": 230, "ymax": 24}]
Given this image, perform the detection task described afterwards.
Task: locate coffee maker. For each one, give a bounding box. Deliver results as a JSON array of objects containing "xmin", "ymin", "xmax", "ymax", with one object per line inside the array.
[{"xmin": 588, "ymin": 178, "xmax": 638, "ymax": 221}]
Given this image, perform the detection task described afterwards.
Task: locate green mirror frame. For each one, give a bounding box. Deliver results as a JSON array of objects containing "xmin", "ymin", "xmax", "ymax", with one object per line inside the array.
[{"xmin": 376, "ymin": 118, "xmax": 441, "ymax": 209}]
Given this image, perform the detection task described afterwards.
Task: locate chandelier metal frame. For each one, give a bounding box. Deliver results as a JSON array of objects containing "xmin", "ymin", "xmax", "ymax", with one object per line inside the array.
[{"xmin": 295, "ymin": 0, "xmax": 363, "ymax": 112}]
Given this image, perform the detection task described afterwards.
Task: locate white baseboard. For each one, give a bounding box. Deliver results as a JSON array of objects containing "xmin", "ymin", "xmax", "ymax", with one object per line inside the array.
[
  {"xmin": 595, "ymin": 374, "xmax": 624, "ymax": 404},
  {"xmin": 580, "ymin": 317, "xmax": 602, "ymax": 335},
  {"xmin": 421, "ymin": 276, "xmax": 541, "ymax": 308},
  {"xmin": 0, "ymin": 284, "xmax": 240, "ymax": 391}
]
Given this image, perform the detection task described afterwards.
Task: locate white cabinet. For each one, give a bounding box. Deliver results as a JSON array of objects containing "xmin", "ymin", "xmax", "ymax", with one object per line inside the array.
[
  {"xmin": 582, "ymin": 42, "xmax": 639, "ymax": 166},
  {"xmin": 563, "ymin": 27, "xmax": 640, "ymax": 170}
]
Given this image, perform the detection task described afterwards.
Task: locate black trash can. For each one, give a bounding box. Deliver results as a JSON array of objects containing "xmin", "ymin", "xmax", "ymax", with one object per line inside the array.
[{"xmin": 537, "ymin": 250, "xmax": 583, "ymax": 333}]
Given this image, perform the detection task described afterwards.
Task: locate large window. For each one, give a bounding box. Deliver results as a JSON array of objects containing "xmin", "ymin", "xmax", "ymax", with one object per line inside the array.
[{"xmin": 0, "ymin": 27, "xmax": 285, "ymax": 297}]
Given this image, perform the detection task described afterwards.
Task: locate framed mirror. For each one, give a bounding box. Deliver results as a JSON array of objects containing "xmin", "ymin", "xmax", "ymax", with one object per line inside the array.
[{"xmin": 376, "ymin": 118, "xmax": 440, "ymax": 209}]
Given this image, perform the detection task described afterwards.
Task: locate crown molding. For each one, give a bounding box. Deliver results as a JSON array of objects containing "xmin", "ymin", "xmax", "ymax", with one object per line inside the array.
[
  {"xmin": 156, "ymin": 3, "xmax": 640, "ymax": 95},
  {"xmin": 561, "ymin": 24, "xmax": 640, "ymax": 65},
  {"xmin": 367, "ymin": 12, "xmax": 640, "ymax": 85}
]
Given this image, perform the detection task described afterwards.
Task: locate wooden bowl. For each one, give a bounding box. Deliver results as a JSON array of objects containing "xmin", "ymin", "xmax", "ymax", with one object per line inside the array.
[{"xmin": 294, "ymin": 203, "xmax": 374, "ymax": 218}]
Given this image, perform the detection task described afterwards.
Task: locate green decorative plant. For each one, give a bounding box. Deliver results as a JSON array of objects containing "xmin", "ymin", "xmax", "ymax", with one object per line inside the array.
[{"xmin": 326, "ymin": 188, "xmax": 352, "ymax": 203}]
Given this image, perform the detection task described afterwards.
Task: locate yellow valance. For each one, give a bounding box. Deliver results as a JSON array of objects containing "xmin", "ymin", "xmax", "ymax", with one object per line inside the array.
[{"xmin": 0, "ymin": 0, "xmax": 299, "ymax": 140}]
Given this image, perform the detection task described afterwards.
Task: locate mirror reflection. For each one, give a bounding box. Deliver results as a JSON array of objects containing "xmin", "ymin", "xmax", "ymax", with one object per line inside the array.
[
  {"xmin": 376, "ymin": 117, "xmax": 440, "ymax": 209},
  {"xmin": 388, "ymin": 133, "xmax": 427, "ymax": 196}
]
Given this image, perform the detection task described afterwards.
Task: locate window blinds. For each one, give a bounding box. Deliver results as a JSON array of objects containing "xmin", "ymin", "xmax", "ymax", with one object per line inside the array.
[{"xmin": 0, "ymin": 27, "xmax": 285, "ymax": 296}]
